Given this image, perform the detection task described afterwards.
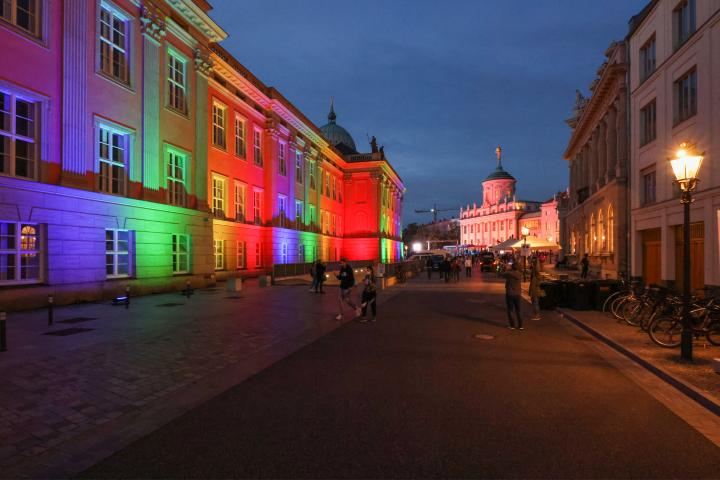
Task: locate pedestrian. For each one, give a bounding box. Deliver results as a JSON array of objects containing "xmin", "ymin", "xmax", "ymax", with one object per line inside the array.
[
  {"xmin": 441, "ymin": 257, "xmax": 451, "ymax": 282},
  {"xmin": 359, "ymin": 264, "xmax": 377, "ymax": 323},
  {"xmin": 452, "ymin": 258, "xmax": 461, "ymax": 282},
  {"xmin": 335, "ymin": 259, "xmax": 361, "ymax": 321},
  {"xmin": 309, "ymin": 260, "xmax": 317, "ymax": 292},
  {"xmin": 315, "ymin": 260, "xmax": 326, "ymax": 293},
  {"xmin": 529, "ymin": 258, "xmax": 543, "ymax": 321},
  {"xmin": 464, "ymin": 256, "xmax": 472, "ymax": 277},
  {"xmin": 426, "ymin": 257, "xmax": 433, "ymax": 280},
  {"xmin": 580, "ymin": 253, "xmax": 589, "ymax": 279},
  {"xmin": 500, "ymin": 261, "xmax": 523, "ymax": 330}
]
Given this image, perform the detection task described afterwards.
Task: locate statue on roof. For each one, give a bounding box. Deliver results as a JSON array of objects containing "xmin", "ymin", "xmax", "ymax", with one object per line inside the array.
[
  {"xmin": 370, "ymin": 136, "xmax": 378, "ymax": 153},
  {"xmin": 379, "ymin": 145, "xmax": 385, "ymax": 159}
]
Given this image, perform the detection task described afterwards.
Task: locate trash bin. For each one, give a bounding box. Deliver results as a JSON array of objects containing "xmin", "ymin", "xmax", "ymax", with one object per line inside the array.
[
  {"xmin": 567, "ymin": 281, "xmax": 592, "ymax": 310},
  {"xmin": 592, "ymin": 279, "xmax": 620, "ymax": 310},
  {"xmin": 557, "ymin": 280, "xmax": 571, "ymax": 308},
  {"xmin": 539, "ymin": 281, "xmax": 559, "ymax": 310}
]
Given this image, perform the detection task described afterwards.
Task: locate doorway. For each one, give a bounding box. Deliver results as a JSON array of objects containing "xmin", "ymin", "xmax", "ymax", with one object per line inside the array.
[{"xmin": 641, "ymin": 228, "xmax": 661, "ymax": 286}]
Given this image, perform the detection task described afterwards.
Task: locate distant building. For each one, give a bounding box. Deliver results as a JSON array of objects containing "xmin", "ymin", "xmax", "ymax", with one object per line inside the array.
[
  {"xmin": 562, "ymin": 41, "xmax": 630, "ymax": 279},
  {"xmin": 459, "ymin": 148, "xmax": 563, "ymax": 249}
]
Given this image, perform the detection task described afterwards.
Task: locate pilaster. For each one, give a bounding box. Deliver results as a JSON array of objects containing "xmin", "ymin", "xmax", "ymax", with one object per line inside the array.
[
  {"xmin": 606, "ymin": 106, "xmax": 617, "ymax": 182},
  {"xmin": 193, "ymin": 47, "xmax": 212, "ymax": 206},
  {"xmin": 61, "ymin": 0, "xmax": 88, "ymax": 176}
]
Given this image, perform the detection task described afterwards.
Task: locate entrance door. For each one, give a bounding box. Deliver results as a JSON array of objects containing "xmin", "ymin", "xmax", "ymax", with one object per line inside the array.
[
  {"xmin": 642, "ymin": 228, "xmax": 661, "ymax": 286},
  {"xmin": 674, "ymin": 222, "xmax": 705, "ymax": 293}
]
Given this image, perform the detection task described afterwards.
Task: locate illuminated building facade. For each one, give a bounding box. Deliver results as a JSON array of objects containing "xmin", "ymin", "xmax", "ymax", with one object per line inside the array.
[
  {"xmin": 0, "ymin": 0, "xmax": 403, "ymax": 309},
  {"xmin": 459, "ymin": 148, "xmax": 561, "ymax": 248}
]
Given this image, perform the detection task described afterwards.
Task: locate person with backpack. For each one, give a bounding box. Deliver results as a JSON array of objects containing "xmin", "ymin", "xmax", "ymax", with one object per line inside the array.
[
  {"xmin": 335, "ymin": 259, "xmax": 360, "ymax": 321},
  {"xmin": 359, "ymin": 265, "xmax": 377, "ymax": 323}
]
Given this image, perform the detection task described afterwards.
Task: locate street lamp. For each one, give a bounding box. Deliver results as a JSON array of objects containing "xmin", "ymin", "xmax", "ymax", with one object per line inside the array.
[
  {"xmin": 670, "ymin": 142, "xmax": 704, "ymax": 361},
  {"xmin": 521, "ymin": 226, "xmax": 530, "ymax": 281}
]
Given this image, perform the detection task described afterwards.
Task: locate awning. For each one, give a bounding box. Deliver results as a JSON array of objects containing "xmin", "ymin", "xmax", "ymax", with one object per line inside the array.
[{"xmin": 491, "ymin": 236, "xmax": 561, "ymax": 251}]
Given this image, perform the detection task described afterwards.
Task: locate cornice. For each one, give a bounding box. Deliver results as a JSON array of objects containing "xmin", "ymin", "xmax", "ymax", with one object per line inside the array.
[
  {"xmin": 165, "ymin": 17, "xmax": 197, "ymax": 48},
  {"xmin": 165, "ymin": 0, "xmax": 227, "ymax": 42},
  {"xmin": 210, "ymin": 55, "xmax": 270, "ymax": 108}
]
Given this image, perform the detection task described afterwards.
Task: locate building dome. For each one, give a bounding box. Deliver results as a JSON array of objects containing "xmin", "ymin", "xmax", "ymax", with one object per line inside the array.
[
  {"xmin": 319, "ymin": 100, "xmax": 357, "ymax": 152},
  {"xmin": 484, "ymin": 146, "xmax": 516, "ymax": 182}
]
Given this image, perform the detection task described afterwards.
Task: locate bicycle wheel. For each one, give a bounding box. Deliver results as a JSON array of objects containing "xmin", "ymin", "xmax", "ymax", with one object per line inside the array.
[
  {"xmin": 603, "ymin": 291, "xmax": 621, "ymax": 313},
  {"xmin": 611, "ymin": 295, "xmax": 631, "ymax": 320},
  {"xmin": 706, "ymin": 320, "xmax": 720, "ymax": 347},
  {"xmin": 649, "ymin": 316, "xmax": 683, "ymax": 348},
  {"xmin": 621, "ymin": 300, "xmax": 643, "ymax": 327},
  {"xmin": 638, "ymin": 303, "xmax": 655, "ymax": 331}
]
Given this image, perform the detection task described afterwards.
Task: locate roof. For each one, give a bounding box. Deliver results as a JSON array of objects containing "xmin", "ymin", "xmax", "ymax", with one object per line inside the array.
[
  {"xmin": 319, "ymin": 100, "xmax": 357, "ymax": 153},
  {"xmin": 484, "ymin": 166, "xmax": 516, "ymax": 181}
]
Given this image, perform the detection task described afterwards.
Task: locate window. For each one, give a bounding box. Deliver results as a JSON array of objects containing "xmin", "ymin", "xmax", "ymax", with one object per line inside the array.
[
  {"xmin": 99, "ymin": 5, "xmax": 129, "ymax": 84},
  {"xmin": 171, "ymin": 233, "xmax": 190, "ymax": 274},
  {"xmin": 0, "ymin": 222, "xmax": 40, "ymax": 284},
  {"xmin": 236, "ymin": 241, "xmax": 246, "ymax": 269},
  {"xmin": 325, "ymin": 171, "xmax": 330, "ymax": 197},
  {"xmin": 309, "ymin": 162, "xmax": 316, "ymax": 190},
  {"xmin": 234, "ymin": 116, "xmax": 245, "ymax": 158},
  {"xmin": 331, "ymin": 214, "xmax": 337, "ymax": 236},
  {"xmin": 674, "ymin": 69, "xmax": 697, "ymax": 125},
  {"xmin": 212, "ymin": 102, "xmax": 226, "ymax": 149},
  {"xmin": 166, "ymin": 148, "xmax": 187, "ymax": 206},
  {"xmin": 106, "ymin": 229, "xmax": 131, "ymax": 278},
  {"xmin": 253, "ymin": 130, "xmax": 263, "ymax": 166},
  {"xmin": 640, "ymin": 100, "xmax": 656, "ymax": 146},
  {"xmin": 1, "ymin": 0, "xmax": 40, "ymax": 37},
  {"xmin": 295, "ymin": 151, "xmax": 303, "ymax": 183},
  {"xmin": 278, "ymin": 195, "xmax": 287, "ymax": 227},
  {"xmin": 214, "ymin": 239, "xmax": 225, "ymax": 270},
  {"xmin": 642, "ymin": 168, "xmax": 656, "ymax": 206},
  {"xmin": 309, "ymin": 204, "xmax": 316, "ymax": 225},
  {"xmin": 253, "ymin": 189, "xmax": 262, "ymax": 225},
  {"xmin": 332, "ymin": 176, "xmax": 337, "ymax": 200},
  {"xmin": 255, "ymin": 242, "xmax": 262, "ymax": 268},
  {"xmin": 234, "ymin": 181, "xmax": 246, "ymax": 221},
  {"xmin": 280, "ymin": 243, "xmax": 288, "ymax": 264},
  {"xmin": 608, "ymin": 205, "xmax": 614, "ymax": 253},
  {"xmin": 0, "ymin": 91, "xmax": 37, "ymax": 179},
  {"xmin": 167, "ymin": 51, "xmax": 187, "ymax": 114},
  {"xmin": 598, "ymin": 210, "xmax": 606, "ymax": 252},
  {"xmin": 212, "ymin": 174, "xmax": 226, "ymax": 217},
  {"xmin": 278, "ymin": 142, "xmax": 286, "ymax": 176},
  {"xmin": 297, "ymin": 244, "xmax": 304, "ymax": 263},
  {"xmin": 673, "ymin": 0, "xmax": 696, "ymax": 49},
  {"xmin": 295, "ymin": 200, "xmax": 303, "ymax": 224},
  {"xmin": 639, "ymin": 36, "xmax": 656, "ymax": 82},
  {"xmin": 98, "ymin": 123, "xmax": 129, "ymax": 195},
  {"xmin": 338, "ymin": 182, "xmax": 343, "ymax": 203}
]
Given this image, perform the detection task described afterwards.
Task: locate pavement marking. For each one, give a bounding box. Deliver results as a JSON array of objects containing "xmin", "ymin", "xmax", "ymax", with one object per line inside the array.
[
  {"xmin": 473, "ymin": 333, "xmax": 495, "ymax": 340},
  {"xmin": 554, "ymin": 309, "xmax": 720, "ymax": 449}
]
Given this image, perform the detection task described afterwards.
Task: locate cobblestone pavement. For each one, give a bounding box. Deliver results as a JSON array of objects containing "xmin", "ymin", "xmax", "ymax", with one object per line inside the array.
[
  {"xmin": 557, "ymin": 308, "xmax": 720, "ymax": 406},
  {"xmin": 0, "ymin": 278, "xmax": 401, "ymax": 478}
]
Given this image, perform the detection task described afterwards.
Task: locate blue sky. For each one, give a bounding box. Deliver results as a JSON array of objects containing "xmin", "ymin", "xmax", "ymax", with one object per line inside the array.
[{"xmin": 208, "ymin": 0, "xmax": 647, "ymax": 224}]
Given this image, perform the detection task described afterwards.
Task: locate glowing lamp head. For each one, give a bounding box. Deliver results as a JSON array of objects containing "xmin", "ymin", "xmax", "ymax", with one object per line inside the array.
[
  {"xmin": 670, "ymin": 142, "xmax": 703, "ymax": 191},
  {"xmin": 411, "ymin": 242, "xmax": 422, "ymax": 253},
  {"xmin": 521, "ymin": 226, "xmax": 530, "ymax": 237}
]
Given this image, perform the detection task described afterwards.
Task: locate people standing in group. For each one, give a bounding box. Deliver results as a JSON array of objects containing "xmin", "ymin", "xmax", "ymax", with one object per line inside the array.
[
  {"xmin": 500, "ymin": 261, "xmax": 523, "ymax": 330},
  {"xmin": 580, "ymin": 253, "xmax": 589, "ymax": 279},
  {"xmin": 335, "ymin": 259, "xmax": 360, "ymax": 321},
  {"xmin": 464, "ymin": 256, "xmax": 472, "ymax": 277},
  {"xmin": 359, "ymin": 264, "xmax": 377, "ymax": 323},
  {"xmin": 529, "ymin": 257, "xmax": 543, "ymax": 321},
  {"xmin": 314, "ymin": 259, "xmax": 326, "ymax": 293}
]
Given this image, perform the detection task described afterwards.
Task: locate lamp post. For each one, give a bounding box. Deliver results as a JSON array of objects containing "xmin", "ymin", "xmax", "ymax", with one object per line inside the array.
[
  {"xmin": 521, "ymin": 226, "xmax": 530, "ymax": 282},
  {"xmin": 670, "ymin": 142, "xmax": 703, "ymax": 361}
]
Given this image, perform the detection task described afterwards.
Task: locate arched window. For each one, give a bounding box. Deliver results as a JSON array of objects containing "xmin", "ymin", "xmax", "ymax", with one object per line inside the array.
[
  {"xmin": 571, "ymin": 230, "xmax": 576, "ymax": 254},
  {"xmin": 590, "ymin": 214, "xmax": 596, "ymax": 254},
  {"xmin": 599, "ymin": 210, "xmax": 605, "ymax": 252},
  {"xmin": 608, "ymin": 205, "xmax": 614, "ymax": 253}
]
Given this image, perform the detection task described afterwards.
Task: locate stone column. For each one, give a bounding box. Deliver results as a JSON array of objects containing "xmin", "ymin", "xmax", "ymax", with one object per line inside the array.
[
  {"xmin": 597, "ymin": 120, "xmax": 607, "ymax": 190},
  {"xmin": 193, "ymin": 48, "xmax": 212, "ymax": 207},
  {"xmin": 140, "ymin": 6, "xmax": 166, "ymax": 193},
  {"xmin": 605, "ymin": 106, "xmax": 617, "ymax": 182},
  {"xmin": 589, "ymin": 132, "xmax": 598, "ymax": 194},
  {"xmin": 61, "ymin": 0, "xmax": 88, "ymax": 177},
  {"xmin": 615, "ymin": 94, "xmax": 628, "ymax": 179}
]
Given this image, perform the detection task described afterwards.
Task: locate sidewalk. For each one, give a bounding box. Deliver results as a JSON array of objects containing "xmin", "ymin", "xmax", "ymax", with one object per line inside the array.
[
  {"xmin": 557, "ymin": 308, "xmax": 720, "ymax": 411},
  {"xmin": 0, "ymin": 278, "xmax": 402, "ymax": 478}
]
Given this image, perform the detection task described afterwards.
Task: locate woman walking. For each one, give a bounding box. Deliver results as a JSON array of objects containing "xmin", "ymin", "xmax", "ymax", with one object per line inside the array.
[
  {"xmin": 529, "ymin": 257, "xmax": 543, "ymax": 321},
  {"xmin": 359, "ymin": 265, "xmax": 377, "ymax": 323}
]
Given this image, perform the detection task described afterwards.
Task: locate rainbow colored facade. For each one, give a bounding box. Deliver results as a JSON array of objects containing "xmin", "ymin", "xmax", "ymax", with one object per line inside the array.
[{"xmin": 0, "ymin": 0, "xmax": 404, "ymax": 309}]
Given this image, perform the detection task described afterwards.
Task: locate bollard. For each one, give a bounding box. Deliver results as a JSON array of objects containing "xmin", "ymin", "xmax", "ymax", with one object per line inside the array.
[
  {"xmin": 125, "ymin": 285, "xmax": 130, "ymax": 309},
  {"xmin": 48, "ymin": 295, "xmax": 54, "ymax": 326},
  {"xmin": 0, "ymin": 311, "xmax": 6, "ymax": 352}
]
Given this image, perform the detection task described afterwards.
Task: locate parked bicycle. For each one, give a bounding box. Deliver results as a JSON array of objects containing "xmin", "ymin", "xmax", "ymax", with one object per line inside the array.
[{"xmin": 648, "ymin": 296, "xmax": 720, "ymax": 348}]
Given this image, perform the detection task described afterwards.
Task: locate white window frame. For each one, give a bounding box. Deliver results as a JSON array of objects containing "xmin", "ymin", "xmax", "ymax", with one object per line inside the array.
[
  {"xmin": 295, "ymin": 200, "xmax": 303, "ymax": 224},
  {"xmin": 0, "ymin": 89, "xmax": 39, "ymax": 180},
  {"xmin": 0, "ymin": 221, "xmax": 42, "ymax": 285},
  {"xmin": 295, "ymin": 151, "xmax": 303, "ymax": 183},
  {"xmin": 212, "ymin": 173, "xmax": 227, "ymax": 218},
  {"xmin": 106, "ymin": 228, "xmax": 131, "ymax": 278},
  {"xmin": 236, "ymin": 240, "xmax": 246, "ymax": 269},
  {"xmin": 98, "ymin": 2, "xmax": 131, "ymax": 85},
  {"xmin": 253, "ymin": 188, "xmax": 263, "ymax": 225},
  {"xmin": 166, "ymin": 48, "xmax": 188, "ymax": 115},
  {"xmin": 253, "ymin": 129, "xmax": 263, "ymax": 166},
  {"xmin": 234, "ymin": 181, "xmax": 246, "ymax": 222},
  {"xmin": 278, "ymin": 141, "xmax": 286, "ymax": 176},
  {"xmin": 280, "ymin": 242, "xmax": 288, "ymax": 264},
  {"xmin": 309, "ymin": 161, "xmax": 316, "ymax": 190},
  {"xmin": 96, "ymin": 120, "xmax": 132, "ymax": 195},
  {"xmin": 297, "ymin": 243, "xmax": 304, "ymax": 263},
  {"xmin": 234, "ymin": 114, "xmax": 246, "ymax": 159},
  {"xmin": 278, "ymin": 194, "xmax": 287, "ymax": 227},
  {"xmin": 171, "ymin": 233, "xmax": 190, "ymax": 274},
  {"xmin": 212, "ymin": 101, "xmax": 227, "ymax": 149},
  {"xmin": 166, "ymin": 145, "xmax": 188, "ymax": 207},
  {"xmin": 0, "ymin": 0, "xmax": 42, "ymax": 39},
  {"xmin": 255, "ymin": 242, "xmax": 262, "ymax": 268},
  {"xmin": 214, "ymin": 239, "xmax": 225, "ymax": 270}
]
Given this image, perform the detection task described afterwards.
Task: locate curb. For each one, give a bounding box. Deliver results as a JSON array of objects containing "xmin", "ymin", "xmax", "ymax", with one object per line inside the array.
[{"xmin": 557, "ymin": 307, "xmax": 720, "ymax": 418}]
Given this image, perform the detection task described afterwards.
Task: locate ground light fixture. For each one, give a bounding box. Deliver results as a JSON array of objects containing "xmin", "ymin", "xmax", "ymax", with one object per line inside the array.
[{"xmin": 670, "ymin": 142, "xmax": 703, "ymax": 361}]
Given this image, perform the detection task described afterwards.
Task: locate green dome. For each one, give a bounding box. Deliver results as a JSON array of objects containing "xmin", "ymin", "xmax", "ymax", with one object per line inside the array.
[
  {"xmin": 319, "ymin": 101, "xmax": 357, "ymax": 152},
  {"xmin": 485, "ymin": 166, "xmax": 516, "ymax": 181}
]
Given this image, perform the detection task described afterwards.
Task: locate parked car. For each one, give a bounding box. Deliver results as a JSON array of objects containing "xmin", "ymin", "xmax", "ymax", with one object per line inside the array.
[
  {"xmin": 479, "ymin": 252, "xmax": 495, "ymax": 272},
  {"xmin": 429, "ymin": 255, "xmax": 445, "ymax": 271}
]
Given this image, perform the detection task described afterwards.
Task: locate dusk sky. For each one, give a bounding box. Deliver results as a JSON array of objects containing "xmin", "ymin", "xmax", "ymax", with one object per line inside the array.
[{"xmin": 209, "ymin": 0, "xmax": 647, "ymax": 224}]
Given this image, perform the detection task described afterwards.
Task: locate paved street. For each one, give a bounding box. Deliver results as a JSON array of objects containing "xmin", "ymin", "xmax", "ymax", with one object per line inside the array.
[{"xmin": 79, "ymin": 272, "xmax": 720, "ymax": 479}]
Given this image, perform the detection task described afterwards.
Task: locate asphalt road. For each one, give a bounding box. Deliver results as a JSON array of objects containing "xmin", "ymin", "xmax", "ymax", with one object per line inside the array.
[{"xmin": 79, "ymin": 273, "xmax": 720, "ymax": 479}]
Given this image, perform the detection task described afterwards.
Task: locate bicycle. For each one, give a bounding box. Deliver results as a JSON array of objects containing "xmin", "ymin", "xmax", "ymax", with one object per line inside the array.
[{"xmin": 648, "ymin": 296, "xmax": 720, "ymax": 348}]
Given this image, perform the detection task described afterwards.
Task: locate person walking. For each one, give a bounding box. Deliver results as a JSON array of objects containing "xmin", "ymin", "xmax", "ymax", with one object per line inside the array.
[
  {"xmin": 335, "ymin": 259, "xmax": 360, "ymax": 321},
  {"xmin": 453, "ymin": 258, "xmax": 461, "ymax": 282},
  {"xmin": 580, "ymin": 253, "xmax": 589, "ymax": 279},
  {"xmin": 529, "ymin": 258, "xmax": 543, "ymax": 321},
  {"xmin": 500, "ymin": 261, "xmax": 523, "ymax": 330},
  {"xmin": 315, "ymin": 260, "xmax": 326, "ymax": 293},
  {"xmin": 426, "ymin": 257, "xmax": 433, "ymax": 280},
  {"xmin": 464, "ymin": 256, "xmax": 472, "ymax": 277},
  {"xmin": 359, "ymin": 265, "xmax": 377, "ymax": 323},
  {"xmin": 309, "ymin": 260, "xmax": 317, "ymax": 292},
  {"xmin": 441, "ymin": 257, "xmax": 451, "ymax": 283}
]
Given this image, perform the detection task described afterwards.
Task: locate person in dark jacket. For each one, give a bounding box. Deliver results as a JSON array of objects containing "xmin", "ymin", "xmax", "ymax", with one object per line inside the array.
[
  {"xmin": 580, "ymin": 253, "xmax": 589, "ymax": 279},
  {"xmin": 335, "ymin": 259, "xmax": 360, "ymax": 321},
  {"xmin": 500, "ymin": 261, "xmax": 524, "ymax": 330},
  {"xmin": 359, "ymin": 265, "xmax": 377, "ymax": 322},
  {"xmin": 426, "ymin": 257, "xmax": 433, "ymax": 279},
  {"xmin": 441, "ymin": 258, "xmax": 451, "ymax": 282},
  {"xmin": 315, "ymin": 260, "xmax": 326, "ymax": 293}
]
